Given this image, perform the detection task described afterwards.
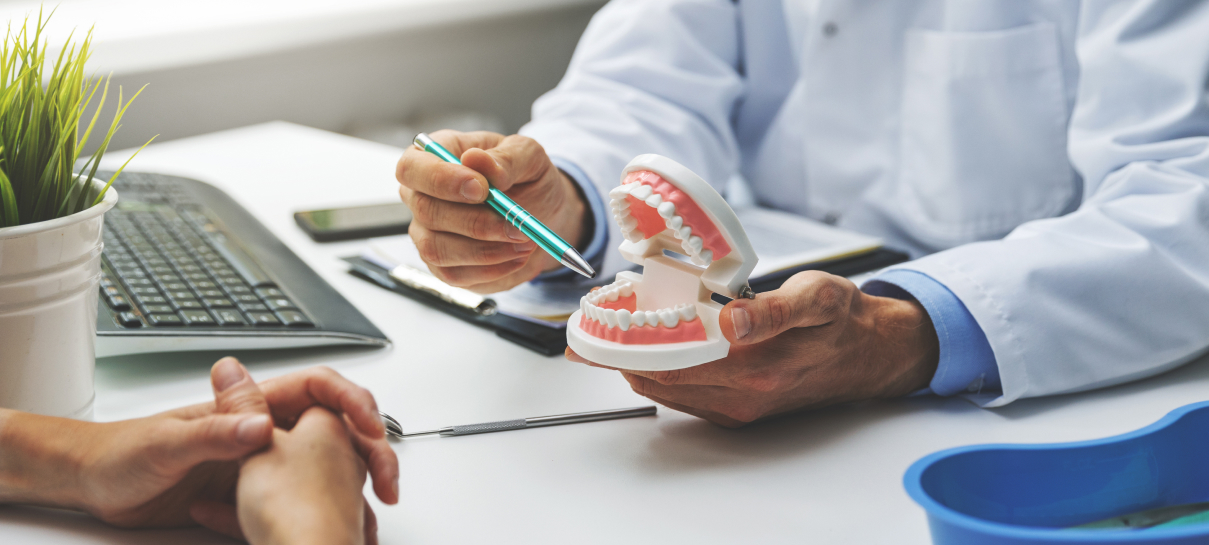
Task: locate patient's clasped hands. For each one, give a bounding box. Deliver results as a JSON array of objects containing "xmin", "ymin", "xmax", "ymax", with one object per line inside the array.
[{"xmin": 0, "ymin": 358, "xmax": 398, "ymax": 545}]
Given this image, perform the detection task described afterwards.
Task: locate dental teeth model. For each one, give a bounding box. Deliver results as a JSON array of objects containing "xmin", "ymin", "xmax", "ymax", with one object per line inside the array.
[{"xmin": 566, "ymin": 155, "xmax": 758, "ymax": 371}]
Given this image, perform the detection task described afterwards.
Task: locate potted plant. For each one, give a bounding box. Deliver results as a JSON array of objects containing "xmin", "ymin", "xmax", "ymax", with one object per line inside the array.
[{"xmin": 0, "ymin": 11, "xmax": 152, "ymax": 419}]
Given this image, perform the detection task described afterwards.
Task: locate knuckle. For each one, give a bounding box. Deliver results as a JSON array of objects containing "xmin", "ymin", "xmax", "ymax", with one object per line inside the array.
[
  {"xmin": 412, "ymin": 233, "xmax": 441, "ymax": 265},
  {"xmin": 763, "ymin": 296, "xmax": 796, "ymax": 331},
  {"xmin": 811, "ymin": 278, "xmax": 850, "ymax": 319},
  {"xmin": 409, "ymin": 193, "xmax": 437, "ymax": 225},
  {"xmin": 739, "ymin": 372, "xmax": 783, "ymax": 393},
  {"xmin": 651, "ymin": 369, "xmax": 682, "ymax": 386},
  {"xmin": 466, "ymin": 212, "xmax": 497, "ymax": 241}
]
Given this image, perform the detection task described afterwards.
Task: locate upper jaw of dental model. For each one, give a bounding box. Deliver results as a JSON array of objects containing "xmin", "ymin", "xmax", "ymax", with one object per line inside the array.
[
  {"xmin": 608, "ymin": 170, "xmax": 733, "ymax": 268},
  {"xmin": 578, "ymin": 280, "xmax": 706, "ymax": 344}
]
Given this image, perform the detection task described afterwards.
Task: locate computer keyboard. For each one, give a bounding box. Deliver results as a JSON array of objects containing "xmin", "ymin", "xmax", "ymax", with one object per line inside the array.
[{"xmin": 96, "ymin": 172, "xmax": 389, "ymax": 357}]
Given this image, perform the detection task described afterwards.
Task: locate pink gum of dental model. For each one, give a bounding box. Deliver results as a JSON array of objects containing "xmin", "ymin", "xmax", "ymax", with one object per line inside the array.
[
  {"xmin": 578, "ymin": 314, "xmax": 707, "ymax": 344},
  {"xmin": 622, "ymin": 170, "xmax": 732, "ymax": 260}
]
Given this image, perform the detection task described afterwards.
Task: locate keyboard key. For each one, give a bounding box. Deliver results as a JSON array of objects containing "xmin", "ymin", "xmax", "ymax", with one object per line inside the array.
[
  {"xmin": 176, "ymin": 299, "xmax": 203, "ymax": 309},
  {"xmin": 247, "ymin": 312, "xmax": 281, "ymax": 326},
  {"xmin": 117, "ymin": 312, "xmax": 142, "ymax": 328},
  {"xmin": 100, "ymin": 276, "xmax": 115, "ymax": 288},
  {"xmin": 130, "ymin": 286, "xmax": 162, "ymax": 296},
  {"xmin": 214, "ymin": 309, "xmax": 248, "ymax": 326},
  {"xmin": 103, "ymin": 286, "xmax": 122, "ymax": 297},
  {"xmin": 143, "ymin": 304, "xmax": 174, "ymax": 313},
  {"xmin": 125, "ymin": 277, "xmax": 154, "ymax": 287},
  {"xmin": 226, "ymin": 284, "xmax": 252, "ymax": 295},
  {"xmin": 264, "ymin": 298, "xmax": 297, "ymax": 311},
  {"xmin": 148, "ymin": 313, "xmax": 183, "ymax": 326},
  {"xmin": 239, "ymin": 302, "xmax": 269, "ymax": 312},
  {"xmin": 198, "ymin": 289, "xmax": 225, "ymax": 299},
  {"xmin": 158, "ymin": 274, "xmax": 183, "ymax": 283},
  {"xmin": 161, "ymin": 282, "xmax": 189, "ymax": 291},
  {"xmin": 191, "ymin": 280, "xmax": 217, "ymax": 290},
  {"xmin": 203, "ymin": 298, "xmax": 234, "ymax": 308},
  {"xmin": 232, "ymin": 294, "xmax": 260, "ymax": 305},
  {"xmin": 275, "ymin": 311, "xmax": 314, "ymax": 328},
  {"xmin": 256, "ymin": 287, "xmax": 285, "ymax": 298},
  {"xmin": 187, "ymin": 273, "xmax": 211, "ymax": 282},
  {"xmin": 180, "ymin": 310, "xmax": 217, "ymax": 326},
  {"xmin": 166, "ymin": 290, "xmax": 195, "ymax": 300},
  {"xmin": 137, "ymin": 295, "xmax": 168, "ymax": 305},
  {"xmin": 106, "ymin": 295, "xmax": 131, "ymax": 311}
]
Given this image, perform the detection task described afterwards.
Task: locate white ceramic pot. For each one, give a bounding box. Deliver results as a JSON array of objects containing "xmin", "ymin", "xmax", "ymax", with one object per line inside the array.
[{"xmin": 0, "ymin": 181, "xmax": 117, "ymax": 419}]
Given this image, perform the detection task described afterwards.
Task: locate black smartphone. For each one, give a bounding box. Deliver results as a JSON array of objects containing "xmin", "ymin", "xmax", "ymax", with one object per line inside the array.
[{"xmin": 294, "ymin": 202, "xmax": 412, "ymax": 242}]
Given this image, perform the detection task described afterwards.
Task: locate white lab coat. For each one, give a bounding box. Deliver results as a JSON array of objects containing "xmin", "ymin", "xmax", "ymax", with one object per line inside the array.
[{"xmin": 519, "ymin": 0, "xmax": 1209, "ymax": 407}]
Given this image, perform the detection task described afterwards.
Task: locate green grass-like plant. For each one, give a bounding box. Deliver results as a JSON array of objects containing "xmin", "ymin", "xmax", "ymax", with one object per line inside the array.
[{"xmin": 0, "ymin": 8, "xmax": 154, "ymax": 228}]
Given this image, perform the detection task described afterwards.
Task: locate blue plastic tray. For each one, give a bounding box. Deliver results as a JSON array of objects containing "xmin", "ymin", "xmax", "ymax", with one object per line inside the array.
[{"xmin": 904, "ymin": 401, "xmax": 1209, "ymax": 544}]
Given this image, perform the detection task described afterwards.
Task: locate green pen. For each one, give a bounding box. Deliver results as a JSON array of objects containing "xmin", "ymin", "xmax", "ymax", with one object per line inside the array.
[{"xmin": 413, "ymin": 133, "xmax": 596, "ymax": 279}]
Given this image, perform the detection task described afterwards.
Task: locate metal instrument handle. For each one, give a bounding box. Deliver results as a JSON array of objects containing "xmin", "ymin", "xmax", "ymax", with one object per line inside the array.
[
  {"xmin": 525, "ymin": 406, "xmax": 657, "ymax": 428},
  {"xmin": 448, "ymin": 419, "xmax": 527, "ymax": 436}
]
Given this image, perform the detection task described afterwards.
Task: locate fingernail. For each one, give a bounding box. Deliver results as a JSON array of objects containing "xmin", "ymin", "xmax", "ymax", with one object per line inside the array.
[
  {"xmin": 392, "ymin": 478, "xmax": 399, "ymax": 499},
  {"xmin": 460, "ymin": 179, "xmax": 483, "ymax": 201},
  {"xmin": 732, "ymin": 307, "xmax": 751, "ymax": 340},
  {"xmin": 505, "ymin": 225, "xmax": 527, "ymax": 242},
  {"xmin": 236, "ymin": 414, "xmax": 271, "ymax": 445},
  {"xmin": 514, "ymin": 241, "xmax": 536, "ymax": 253},
  {"xmin": 213, "ymin": 359, "xmax": 246, "ymax": 392}
]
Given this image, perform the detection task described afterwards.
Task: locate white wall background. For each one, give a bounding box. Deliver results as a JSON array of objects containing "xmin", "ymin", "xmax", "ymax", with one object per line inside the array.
[{"xmin": 1, "ymin": 0, "xmax": 606, "ymax": 150}]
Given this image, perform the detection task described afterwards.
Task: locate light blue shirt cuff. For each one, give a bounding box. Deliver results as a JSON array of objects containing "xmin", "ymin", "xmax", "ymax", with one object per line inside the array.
[
  {"xmin": 530, "ymin": 158, "xmax": 608, "ymax": 284},
  {"xmin": 861, "ymin": 270, "xmax": 1001, "ymax": 397}
]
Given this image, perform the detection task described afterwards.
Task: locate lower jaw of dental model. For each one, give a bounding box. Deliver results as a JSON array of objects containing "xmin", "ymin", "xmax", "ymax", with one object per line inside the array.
[{"xmin": 578, "ymin": 280, "xmax": 706, "ymax": 344}]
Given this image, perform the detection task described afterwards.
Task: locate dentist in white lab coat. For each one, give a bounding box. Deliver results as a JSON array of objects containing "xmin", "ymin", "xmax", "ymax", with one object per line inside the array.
[{"xmin": 396, "ymin": 0, "xmax": 1209, "ymax": 424}]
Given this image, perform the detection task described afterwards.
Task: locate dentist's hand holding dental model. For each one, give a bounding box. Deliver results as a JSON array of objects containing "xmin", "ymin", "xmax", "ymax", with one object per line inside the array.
[{"xmin": 569, "ymin": 271, "xmax": 940, "ymax": 427}]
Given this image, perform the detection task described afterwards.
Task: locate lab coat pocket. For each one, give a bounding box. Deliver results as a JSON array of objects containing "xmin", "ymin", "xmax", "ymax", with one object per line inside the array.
[{"xmin": 897, "ymin": 22, "xmax": 1075, "ymax": 246}]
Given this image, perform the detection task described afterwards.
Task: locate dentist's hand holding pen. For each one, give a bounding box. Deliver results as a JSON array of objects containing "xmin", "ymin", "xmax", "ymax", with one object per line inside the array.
[{"xmin": 395, "ymin": 130, "xmax": 593, "ymax": 293}]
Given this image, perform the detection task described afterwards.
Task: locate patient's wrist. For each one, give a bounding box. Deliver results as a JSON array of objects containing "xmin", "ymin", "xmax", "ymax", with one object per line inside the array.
[
  {"xmin": 0, "ymin": 409, "xmax": 90, "ymax": 510},
  {"xmin": 260, "ymin": 497, "xmax": 363, "ymax": 545}
]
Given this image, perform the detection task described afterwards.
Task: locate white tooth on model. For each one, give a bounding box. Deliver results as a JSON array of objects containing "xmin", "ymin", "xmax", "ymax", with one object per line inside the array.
[
  {"xmin": 580, "ymin": 297, "xmax": 588, "ymax": 315},
  {"xmin": 603, "ymin": 309, "xmax": 618, "ymax": 328},
  {"xmin": 691, "ymin": 255, "xmax": 705, "ymax": 266},
  {"xmin": 609, "ymin": 186, "xmax": 628, "ymax": 198},
  {"xmin": 644, "ymin": 193, "xmax": 662, "ymax": 208},
  {"xmin": 619, "ymin": 216, "xmax": 638, "ymax": 232},
  {"xmin": 658, "ymin": 309, "xmax": 680, "ymax": 328},
  {"xmin": 678, "ymin": 304, "xmax": 697, "ymax": 321},
  {"xmin": 617, "ymin": 310, "xmax": 632, "ymax": 331},
  {"xmin": 668, "ymin": 215, "xmax": 683, "ymax": 230},
  {"xmin": 645, "ymin": 310, "xmax": 659, "ymax": 325},
  {"xmin": 657, "ymin": 202, "xmax": 676, "ymax": 218},
  {"xmin": 625, "ymin": 230, "xmax": 643, "ymax": 243},
  {"xmin": 606, "ymin": 288, "xmax": 619, "ymax": 302},
  {"xmin": 678, "ymin": 226, "xmax": 692, "ymax": 240},
  {"xmin": 632, "ymin": 311, "xmax": 646, "ymax": 327},
  {"xmin": 630, "ymin": 184, "xmax": 653, "ymax": 200},
  {"xmin": 619, "ymin": 282, "xmax": 633, "ymax": 297},
  {"xmin": 698, "ymin": 249, "xmax": 712, "ymax": 264},
  {"xmin": 687, "ymin": 236, "xmax": 703, "ymax": 254}
]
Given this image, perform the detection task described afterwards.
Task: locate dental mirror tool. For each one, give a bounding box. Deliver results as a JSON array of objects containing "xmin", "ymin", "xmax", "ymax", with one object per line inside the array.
[{"xmin": 378, "ymin": 406, "xmax": 656, "ymax": 439}]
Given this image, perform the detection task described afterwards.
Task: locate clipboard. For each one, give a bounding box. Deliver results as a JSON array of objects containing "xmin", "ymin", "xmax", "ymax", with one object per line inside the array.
[{"xmin": 343, "ymin": 247, "xmax": 909, "ymax": 357}]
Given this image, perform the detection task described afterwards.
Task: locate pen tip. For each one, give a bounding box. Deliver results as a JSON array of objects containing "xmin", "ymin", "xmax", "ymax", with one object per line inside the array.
[{"xmin": 561, "ymin": 251, "xmax": 596, "ymax": 279}]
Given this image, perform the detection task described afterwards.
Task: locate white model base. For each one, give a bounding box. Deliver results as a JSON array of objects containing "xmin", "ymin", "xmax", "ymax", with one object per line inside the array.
[{"xmin": 566, "ymin": 309, "xmax": 731, "ymax": 371}]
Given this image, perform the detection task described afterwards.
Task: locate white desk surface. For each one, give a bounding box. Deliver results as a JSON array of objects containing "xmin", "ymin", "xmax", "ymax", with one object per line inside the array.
[{"xmin": 3, "ymin": 121, "xmax": 1208, "ymax": 544}]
